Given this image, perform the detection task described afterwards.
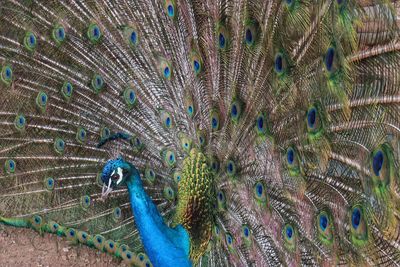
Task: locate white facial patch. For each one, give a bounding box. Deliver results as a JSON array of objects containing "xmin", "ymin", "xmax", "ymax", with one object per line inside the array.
[
  {"xmin": 101, "ymin": 167, "xmax": 124, "ymax": 200},
  {"xmin": 116, "ymin": 167, "xmax": 123, "ymax": 185}
]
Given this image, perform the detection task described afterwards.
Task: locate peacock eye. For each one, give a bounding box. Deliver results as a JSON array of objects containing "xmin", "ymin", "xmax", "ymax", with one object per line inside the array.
[{"xmin": 111, "ymin": 173, "xmax": 119, "ymax": 180}]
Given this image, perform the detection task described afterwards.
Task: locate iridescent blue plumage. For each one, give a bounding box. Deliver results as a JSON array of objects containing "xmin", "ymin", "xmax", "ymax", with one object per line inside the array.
[{"xmin": 101, "ymin": 158, "xmax": 192, "ymax": 267}]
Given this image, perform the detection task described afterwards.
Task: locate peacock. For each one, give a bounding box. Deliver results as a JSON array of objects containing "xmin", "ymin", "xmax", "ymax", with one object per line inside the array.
[{"xmin": 0, "ymin": 0, "xmax": 399, "ymax": 266}]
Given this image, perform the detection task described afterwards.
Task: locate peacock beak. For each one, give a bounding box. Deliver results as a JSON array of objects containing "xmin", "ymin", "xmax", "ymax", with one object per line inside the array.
[
  {"xmin": 101, "ymin": 178, "xmax": 112, "ymax": 200},
  {"xmin": 101, "ymin": 167, "xmax": 124, "ymax": 200}
]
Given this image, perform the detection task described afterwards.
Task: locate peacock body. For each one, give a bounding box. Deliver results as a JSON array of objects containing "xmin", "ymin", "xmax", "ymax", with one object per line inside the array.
[{"xmin": 0, "ymin": 0, "xmax": 400, "ymax": 266}]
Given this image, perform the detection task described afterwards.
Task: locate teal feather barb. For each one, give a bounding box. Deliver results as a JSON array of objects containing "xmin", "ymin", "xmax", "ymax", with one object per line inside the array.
[{"xmin": 0, "ymin": 0, "xmax": 400, "ymax": 266}]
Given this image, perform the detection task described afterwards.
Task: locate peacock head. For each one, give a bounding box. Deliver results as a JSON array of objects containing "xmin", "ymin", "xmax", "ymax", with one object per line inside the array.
[{"xmin": 100, "ymin": 156, "xmax": 133, "ymax": 199}]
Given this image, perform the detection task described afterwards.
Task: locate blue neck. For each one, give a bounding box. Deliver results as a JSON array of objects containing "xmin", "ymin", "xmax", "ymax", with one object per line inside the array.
[{"xmin": 126, "ymin": 167, "xmax": 192, "ymax": 267}]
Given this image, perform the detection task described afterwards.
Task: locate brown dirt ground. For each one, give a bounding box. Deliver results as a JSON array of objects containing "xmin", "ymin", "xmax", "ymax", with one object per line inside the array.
[{"xmin": 0, "ymin": 226, "xmax": 128, "ymax": 267}]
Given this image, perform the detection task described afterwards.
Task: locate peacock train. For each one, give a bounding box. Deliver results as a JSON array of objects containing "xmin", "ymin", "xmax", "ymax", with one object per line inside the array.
[{"xmin": 0, "ymin": 0, "xmax": 400, "ymax": 266}]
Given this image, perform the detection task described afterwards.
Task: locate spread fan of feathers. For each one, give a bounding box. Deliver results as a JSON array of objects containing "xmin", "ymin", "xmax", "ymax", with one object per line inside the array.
[{"xmin": 0, "ymin": 0, "xmax": 400, "ymax": 266}]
